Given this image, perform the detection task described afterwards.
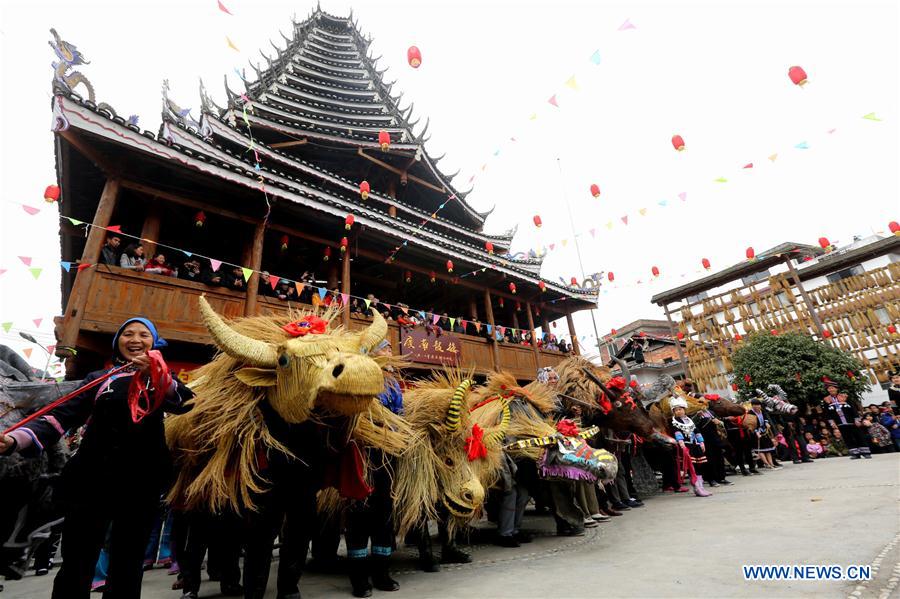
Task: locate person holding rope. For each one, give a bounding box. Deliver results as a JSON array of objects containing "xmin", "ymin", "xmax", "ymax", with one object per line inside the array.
[{"xmin": 0, "ymin": 318, "xmax": 193, "ymax": 598}]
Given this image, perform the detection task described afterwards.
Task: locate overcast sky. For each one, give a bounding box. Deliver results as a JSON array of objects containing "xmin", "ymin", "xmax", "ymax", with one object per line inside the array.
[{"xmin": 0, "ymin": 0, "xmax": 897, "ymax": 366}]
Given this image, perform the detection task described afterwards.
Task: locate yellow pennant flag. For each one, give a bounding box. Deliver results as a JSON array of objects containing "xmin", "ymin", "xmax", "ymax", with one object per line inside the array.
[
  {"xmin": 605, "ymin": 221, "xmax": 613, "ymax": 230},
  {"xmin": 226, "ymin": 36, "xmax": 240, "ymax": 52},
  {"xmin": 561, "ymin": 239, "xmax": 569, "ymax": 247},
  {"xmin": 242, "ymin": 267, "xmax": 253, "ymax": 281},
  {"xmin": 639, "ymin": 208, "xmax": 647, "ymax": 216},
  {"xmin": 529, "ymin": 113, "xmax": 537, "ymax": 121},
  {"xmin": 768, "ymin": 153, "xmax": 778, "ymax": 162},
  {"xmin": 565, "ymin": 76, "xmax": 578, "ymax": 90}
]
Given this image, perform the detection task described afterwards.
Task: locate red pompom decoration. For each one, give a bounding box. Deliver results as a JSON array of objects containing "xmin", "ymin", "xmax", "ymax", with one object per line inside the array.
[
  {"xmin": 282, "ymin": 316, "xmax": 328, "ymax": 337},
  {"xmin": 677, "ymin": 332, "xmax": 685, "ymax": 340},
  {"xmin": 888, "ymin": 325, "xmax": 897, "ymax": 335},
  {"xmin": 822, "ymin": 330, "xmax": 832, "ymax": 338},
  {"xmin": 734, "ymin": 334, "xmax": 743, "ymax": 342}
]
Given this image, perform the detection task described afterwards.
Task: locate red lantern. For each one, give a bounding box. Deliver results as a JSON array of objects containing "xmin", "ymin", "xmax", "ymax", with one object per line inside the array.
[
  {"xmin": 731, "ymin": 383, "xmax": 738, "ymax": 392},
  {"xmin": 889, "ymin": 221, "xmax": 900, "ymax": 236},
  {"xmin": 788, "ymin": 65, "xmax": 808, "ymax": 87},
  {"xmin": 889, "ymin": 325, "xmax": 897, "ymax": 335},
  {"xmin": 746, "ymin": 247, "xmax": 755, "ymax": 260},
  {"xmin": 677, "ymin": 332, "xmax": 685, "ymax": 340},
  {"xmin": 345, "ymin": 214, "xmax": 355, "ymax": 230},
  {"xmin": 770, "ymin": 329, "xmax": 778, "ymax": 336},
  {"xmin": 359, "ymin": 180, "xmax": 370, "ymax": 200},
  {"xmin": 405, "ymin": 270, "xmax": 412, "ymax": 283},
  {"xmin": 194, "ymin": 210, "xmax": 206, "ymax": 228},
  {"xmin": 44, "ymin": 184, "xmax": 60, "ymax": 203},
  {"xmin": 516, "ymin": 301, "xmax": 522, "ymax": 312},
  {"xmin": 702, "ymin": 258, "xmax": 711, "ymax": 270},
  {"xmin": 533, "ymin": 215, "xmax": 542, "ymax": 228},
  {"xmin": 570, "ymin": 276, "xmax": 578, "ymax": 286},
  {"xmin": 818, "ymin": 237, "xmax": 831, "ymax": 251},
  {"xmin": 744, "ymin": 374, "xmax": 752, "ymax": 383},
  {"xmin": 734, "ymin": 334, "xmax": 743, "ymax": 342},
  {"xmin": 407, "ymin": 46, "xmax": 422, "ymax": 68},
  {"xmin": 429, "ymin": 271, "xmax": 436, "ymax": 283},
  {"xmin": 340, "ymin": 237, "xmax": 349, "ymax": 253},
  {"xmin": 509, "ymin": 282, "xmax": 517, "ymax": 294},
  {"xmin": 446, "ymin": 260, "xmax": 453, "ymax": 273},
  {"xmin": 651, "ymin": 266, "xmax": 660, "ymax": 277},
  {"xmin": 539, "ymin": 281, "xmax": 546, "ymax": 292},
  {"xmin": 280, "ymin": 234, "xmax": 290, "ymax": 252},
  {"xmin": 638, "ymin": 331, "xmax": 646, "ymax": 338},
  {"xmin": 607, "ymin": 272, "xmax": 614, "ymax": 282},
  {"xmin": 378, "ymin": 130, "xmax": 390, "ymax": 151},
  {"xmin": 498, "ymin": 297, "xmax": 505, "ymax": 308},
  {"xmin": 611, "ymin": 328, "xmax": 617, "ymax": 335},
  {"xmin": 485, "ymin": 241, "xmax": 494, "ymax": 254},
  {"xmin": 590, "ymin": 183, "xmax": 601, "ymax": 198},
  {"xmin": 323, "ymin": 246, "xmax": 332, "ymax": 261},
  {"xmin": 822, "ymin": 330, "xmax": 832, "ymax": 338},
  {"xmin": 671, "ymin": 134, "xmax": 685, "ymax": 152}
]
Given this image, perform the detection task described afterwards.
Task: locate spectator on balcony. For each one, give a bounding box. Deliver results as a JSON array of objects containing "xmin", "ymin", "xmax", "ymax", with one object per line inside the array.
[
  {"xmin": 179, "ymin": 259, "xmax": 202, "ymax": 283},
  {"xmin": 258, "ymin": 272, "xmax": 277, "ymax": 297},
  {"xmin": 119, "ymin": 243, "xmax": 145, "ymax": 271},
  {"xmin": 453, "ymin": 317, "xmax": 467, "ymax": 335},
  {"xmin": 275, "ymin": 279, "xmax": 298, "ymax": 302},
  {"xmin": 223, "ymin": 266, "xmax": 246, "ymax": 291},
  {"xmin": 201, "ymin": 262, "xmax": 224, "ymax": 288},
  {"xmin": 101, "ymin": 234, "xmax": 122, "ymax": 266},
  {"xmin": 437, "ymin": 313, "xmax": 450, "ymax": 331},
  {"xmin": 144, "ymin": 253, "xmax": 176, "ymax": 277}
]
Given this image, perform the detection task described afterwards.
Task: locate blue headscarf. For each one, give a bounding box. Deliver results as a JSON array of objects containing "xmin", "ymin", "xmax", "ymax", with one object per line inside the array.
[{"xmin": 112, "ymin": 317, "xmax": 167, "ymax": 359}]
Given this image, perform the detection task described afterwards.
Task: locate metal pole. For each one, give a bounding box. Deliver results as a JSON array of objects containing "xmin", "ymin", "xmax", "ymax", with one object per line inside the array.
[
  {"xmin": 783, "ymin": 257, "xmax": 826, "ymax": 337},
  {"xmin": 556, "ymin": 156, "xmax": 602, "ymax": 353}
]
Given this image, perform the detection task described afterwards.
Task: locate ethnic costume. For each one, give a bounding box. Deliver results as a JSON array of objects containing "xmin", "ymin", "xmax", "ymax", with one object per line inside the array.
[
  {"xmin": 825, "ymin": 400, "xmax": 870, "ymax": 459},
  {"xmin": 692, "ymin": 407, "xmax": 728, "ymax": 484},
  {"xmin": 344, "ymin": 368, "xmax": 403, "ymax": 597},
  {"xmin": 749, "ymin": 407, "xmax": 775, "ymax": 456},
  {"xmin": 2, "ymin": 318, "xmax": 192, "ymax": 599},
  {"xmin": 670, "ymin": 398, "xmax": 711, "ymax": 497}
]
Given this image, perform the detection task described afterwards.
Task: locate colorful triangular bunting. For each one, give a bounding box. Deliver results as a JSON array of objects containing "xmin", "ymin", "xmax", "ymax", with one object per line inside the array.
[
  {"xmin": 29, "ymin": 268, "xmax": 42, "ymax": 280},
  {"xmin": 241, "ymin": 267, "xmax": 253, "ymax": 282},
  {"xmin": 548, "ymin": 95, "xmax": 559, "ymax": 108}
]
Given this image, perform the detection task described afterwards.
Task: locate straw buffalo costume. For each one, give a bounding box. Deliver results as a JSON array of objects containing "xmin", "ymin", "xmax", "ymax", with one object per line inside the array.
[{"xmin": 1, "ymin": 318, "xmax": 192, "ymax": 599}]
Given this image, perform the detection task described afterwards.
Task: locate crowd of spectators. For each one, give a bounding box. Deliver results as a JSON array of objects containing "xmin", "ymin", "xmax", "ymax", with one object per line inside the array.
[
  {"xmin": 797, "ymin": 397, "xmax": 898, "ymax": 458},
  {"xmin": 99, "ymin": 234, "xmax": 573, "ymax": 353}
]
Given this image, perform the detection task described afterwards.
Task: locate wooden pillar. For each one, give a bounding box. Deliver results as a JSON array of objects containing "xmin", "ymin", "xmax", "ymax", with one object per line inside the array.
[
  {"xmin": 511, "ymin": 310, "xmax": 520, "ymax": 331},
  {"xmin": 662, "ymin": 302, "xmax": 690, "ymax": 375},
  {"xmin": 139, "ymin": 200, "xmax": 162, "ymax": 258},
  {"xmin": 783, "ymin": 257, "xmax": 826, "ymax": 337},
  {"xmin": 468, "ymin": 298, "xmax": 478, "ymax": 321},
  {"xmin": 341, "ymin": 241, "xmax": 351, "ymax": 327},
  {"xmin": 327, "ymin": 262, "xmax": 339, "ymax": 290},
  {"xmin": 565, "ymin": 311, "xmax": 581, "ymax": 356},
  {"xmin": 483, "ymin": 289, "xmax": 500, "ymax": 370},
  {"xmin": 525, "ymin": 302, "xmax": 540, "ymax": 371},
  {"xmin": 57, "ymin": 178, "xmax": 120, "ymax": 357},
  {"xmin": 243, "ymin": 222, "xmax": 266, "ymax": 316}
]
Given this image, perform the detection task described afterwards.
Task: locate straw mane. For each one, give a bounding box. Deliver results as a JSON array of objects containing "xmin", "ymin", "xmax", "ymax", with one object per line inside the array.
[
  {"xmin": 555, "ymin": 356, "xmax": 612, "ymax": 413},
  {"xmin": 165, "ymin": 306, "xmax": 409, "ymax": 513}
]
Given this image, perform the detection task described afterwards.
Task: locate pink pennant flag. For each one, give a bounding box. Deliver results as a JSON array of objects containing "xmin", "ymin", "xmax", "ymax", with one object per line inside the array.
[
  {"xmin": 468, "ymin": 175, "xmax": 476, "ymax": 184},
  {"xmin": 549, "ymin": 243, "xmax": 556, "ymax": 251},
  {"xmin": 33, "ymin": 318, "xmax": 42, "ymax": 328},
  {"xmin": 548, "ymin": 94, "xmax": 559, "ymax": 107},
  {"xmin": 589, "ymin": 229, "xmax": 596, "ymax": 237},
  {"xmin": 827, "ymin": 128, "xmax": 836, "ymax": 134},
  {"xmin": 432, "ymin": 314, "xmax": 440, "ymax": 325},
  {"xmin": 18, "ymin": 256, "xmax": 32, "ymax": 266},
  {"xmin": 743, "ymin": 163, "xmax": 753, "ymax": 169},
  {"xmin": 678, "ymin": 192, "xmax": 687, "ymax": 201},
  {"xmin": 47, "ymin": 345, "xmax": 56, "ymax": 353},
  {"xmin": 22, "ymin": 205, "xmax": 40, "ymax": 216},
  {"xmin": 621, "ymin": 216, "xmax": 628, "ymax": 225},
  {"xmin": 217, "ymin": 0, "xmax": 233, "ymax": 15},
  {"xmin": 341, "ymin": 293, "xmax": 349, "ymax": 306},
  {"xmin": 0, "ymin": 269, "xmax": 7, "ymax": 277},
  {"xmin": 460, "ymin": 319, "xmax": 467, "ymax": 330},
  {"xmin": 209, "ymin": 259, "xmax": 222, "ymax": 272},
  {"xmin": 618, "ymin": 19, "xmax": 636, "ymax": 31}
]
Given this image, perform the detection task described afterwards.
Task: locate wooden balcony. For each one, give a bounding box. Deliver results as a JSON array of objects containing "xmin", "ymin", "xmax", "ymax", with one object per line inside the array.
[{"xmin": 68, "ymin": 268, "xmax": 568, "ymax": 380}]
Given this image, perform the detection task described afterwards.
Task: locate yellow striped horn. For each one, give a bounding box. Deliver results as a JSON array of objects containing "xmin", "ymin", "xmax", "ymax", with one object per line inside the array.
[{"xmin": 445, "ymin": 379, "xmax": 471, "ymax": 431}]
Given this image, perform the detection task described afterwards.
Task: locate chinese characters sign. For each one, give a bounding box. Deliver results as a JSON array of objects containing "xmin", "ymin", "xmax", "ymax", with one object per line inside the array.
[{"xmin": 399, "ymin": 328, "xmax": 461, "ymax": 366}]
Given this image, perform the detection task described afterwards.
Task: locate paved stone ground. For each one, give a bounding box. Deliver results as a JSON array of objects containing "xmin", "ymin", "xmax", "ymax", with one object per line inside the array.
[{"xmin": 2, "ymin": 454, "xmax": 897, "ymax": 598}]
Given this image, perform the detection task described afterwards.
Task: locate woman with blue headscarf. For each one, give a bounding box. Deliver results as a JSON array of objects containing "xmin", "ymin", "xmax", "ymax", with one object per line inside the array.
[{"xmin": 0, "ymin": 317, "xmax": 193, "ymax": 598}]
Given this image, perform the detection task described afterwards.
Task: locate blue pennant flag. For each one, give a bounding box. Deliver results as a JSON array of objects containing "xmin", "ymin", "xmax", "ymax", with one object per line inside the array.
[
  {"xmin": 486, "ymin": 325, "xmax": 492, "ymax": 335},
  {"xmin": 795, "ymin": 141, "xmax": 809, "ymax": 150},
  {"xmin": 183, "ymin": 251, "xmax": 192, "ymax": 257},
  {"xmin": 590, "ymin": 50, "xmax": 601, "ymax": 65},
  {"xmin": 318, "ymin": 287, "xmax": 327, "ymax": 300},
  {"xmin": 60, "ymin": 261, "xmax": 71, "ymax": 272}
]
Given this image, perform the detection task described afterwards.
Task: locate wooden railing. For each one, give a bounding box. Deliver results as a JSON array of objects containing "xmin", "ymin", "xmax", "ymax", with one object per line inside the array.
[{"xmin": 76, "ymin": 268, "xmax": 569, "ymax": 379}]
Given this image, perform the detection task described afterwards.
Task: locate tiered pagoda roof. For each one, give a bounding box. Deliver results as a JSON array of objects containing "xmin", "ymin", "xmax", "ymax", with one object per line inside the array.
[{"xmin": 50, "ymin": 9, "xmax": 597, "ymax": 302}]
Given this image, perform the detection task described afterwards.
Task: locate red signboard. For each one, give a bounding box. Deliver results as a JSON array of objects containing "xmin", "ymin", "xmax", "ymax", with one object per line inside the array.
[{"xmin": 399, "ymin": 328, "xmax": 461, "ymax": 366}]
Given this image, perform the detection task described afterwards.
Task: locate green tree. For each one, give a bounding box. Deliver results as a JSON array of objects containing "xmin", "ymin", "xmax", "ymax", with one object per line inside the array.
[{"xmin": 731, "ymin": 332, "xmax": 870, "ymax": 408}]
